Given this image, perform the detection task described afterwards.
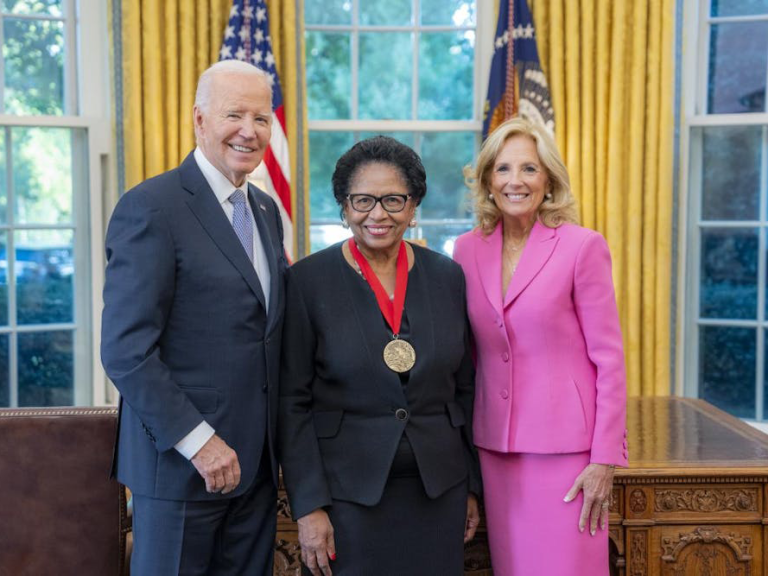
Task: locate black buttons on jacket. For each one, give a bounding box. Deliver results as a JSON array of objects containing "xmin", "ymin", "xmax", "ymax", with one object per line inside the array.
[{"xmin": 395, "ymin": 408, "xmax": 408, "ymax": 421}]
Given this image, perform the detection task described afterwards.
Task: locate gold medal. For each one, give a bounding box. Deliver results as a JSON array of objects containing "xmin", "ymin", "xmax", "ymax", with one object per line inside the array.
[{"xmin": 383, "ymin": 338, "xmax": 416, "ymax": 373}]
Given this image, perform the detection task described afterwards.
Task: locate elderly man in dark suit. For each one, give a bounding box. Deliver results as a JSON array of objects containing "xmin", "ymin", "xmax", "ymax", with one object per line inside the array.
[{"xmin": 101, "ymin": 60, "xmax": 286, "ymax": 575}]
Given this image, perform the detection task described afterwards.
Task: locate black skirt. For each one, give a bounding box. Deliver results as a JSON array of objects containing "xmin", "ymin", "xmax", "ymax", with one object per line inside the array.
[{"xmin": 304, "ymin": 436, "xmax": 468, "ymax": 576}]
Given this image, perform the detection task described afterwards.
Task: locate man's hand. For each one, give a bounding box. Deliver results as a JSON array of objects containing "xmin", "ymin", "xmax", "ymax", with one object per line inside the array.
[
  {"xmin": 297, "ymin": 508, "xmax": 336, "ymax": 576},
  {"xmin": 190, "ymin": 434, "xmax": 241, "ymax": 494}
]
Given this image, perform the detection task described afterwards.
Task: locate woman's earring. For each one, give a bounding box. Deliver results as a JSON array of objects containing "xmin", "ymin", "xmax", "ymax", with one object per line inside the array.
[
  {"xmin": 341, "ymin": 216, "xmax": 349, "ymax": 229},
  {"xmin": 545, "ymin": 193, "xmax": 553, "ymax": 200},
  {"xmin": 488, "ymin": 193, "xmax": 495, "ymax": 201},
  {"xmin": 409, "ymin": 219, "xmax": 417, "ymax": 228}
]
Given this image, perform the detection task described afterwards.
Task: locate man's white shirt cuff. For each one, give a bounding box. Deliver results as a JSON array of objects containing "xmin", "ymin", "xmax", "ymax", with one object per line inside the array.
[{"xmin": 174, "ymin": 421, "xmax": 216, "ymax": 460}]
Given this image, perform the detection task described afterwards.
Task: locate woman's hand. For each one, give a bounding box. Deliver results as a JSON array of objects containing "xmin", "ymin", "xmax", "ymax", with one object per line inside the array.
[
  {"xmin": 464, "ymin": 493, "xmax": 480, "ymax": 543},
  {"xmin": 297, "ymin": 508, "xmax": 336, "ymax": 576},
  {"xmin": 563, "ymin": 463, "xmax": 615, "ymax": 535}
]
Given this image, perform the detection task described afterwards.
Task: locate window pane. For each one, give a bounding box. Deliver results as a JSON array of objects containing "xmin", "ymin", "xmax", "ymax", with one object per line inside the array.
[
  {"xmin": 310, "ymin": 224, "xmax": 351, "ymax": 253},
  {"xmin": 0, "ymin": 334, "xmax": 7, "ymax": 407},
  {"xmin": 699, "ymin": 126, "xmax": 762, "ymax": 221},
  {"xmin": 3, "ymin": 0, "xmax": 62, "ymax": 17},
  {"xmin": 359, "ymin": 33, "xmax": 412, "ymax": 120},
  {"xmin": 420, "ymin": 131, "xmax": 476, "ymax": 219},
  {"xmin": 711, "ymin": 0, "xmax": 768, "ymax": 17},
  {"xmin": 357, "ymin": 132, "xmax": 415, "ymax": 148},
  {"xmin": 421, "ymin": 0, "xmax": 475, "ymax": 25},
  {"xmin": 0, "ymin": 129, "xmax": 7, "ymax": 224},
  {"xmin": 699, "ymin": 325, "xmax": 755, "ymax": 419},
  {"xmin": 360, "ymin": 0, "xmax": 411, "ymax": 26},
  {"xmin": 0, "ymin": 232, "xmax": 7, "ymax": 326},
  {"xmin": 306, "ymin": 32, "xmax": 351, "ymax": 120},
  {"xmin": 18, "ymin": 330, "xmax": 72, "ymax": 406},
  {"xmin": 700, "ymin": 228, "xmax": 757, "ymax": 320},
  {"xmin": 304, "ymin": 0, "xmax": 351, "ymax": 25},
  {"xmin": 708, "ymin": 22, "xmax": 768, "ymax": 114},
  {"xmin": 4, "ymin": 17, "xmax": 65, "ymax": 115},
  {"xmin": 417, "ymin": 222, "xmax": 472, "ymax": 256},
  {"xmin": 309, "ymin": 131, "xmax": 354, "ymax": 220},
  {"xmin": 12, "ymin": 126, "xmax": 74, "ymax": 224},
  {"xmin": 418, "ymin": 31, "xmax": 474, "ymax": 120},
  {"xmin": 16, "ymin": 229, "xmax": 73, "ymax": 325}
]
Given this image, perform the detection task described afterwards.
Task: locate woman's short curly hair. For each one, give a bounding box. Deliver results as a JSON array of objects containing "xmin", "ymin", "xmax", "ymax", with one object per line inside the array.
[
  {"xmin": 332, "ymin": 136, "xmax": 427, "ymax": 211},
  {"xmin": 464, "ymin": 117, "xmax": 579, "ymax": 234}
]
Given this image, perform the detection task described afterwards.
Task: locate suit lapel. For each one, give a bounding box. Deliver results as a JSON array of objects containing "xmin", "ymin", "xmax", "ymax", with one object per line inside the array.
[
  {"xmin": 475, "ymin": 224, "xmax": 504, "ymax": 319},
  {"xmin": 340, "ymin": 247, "xmax": 408, "ymax": 406},
  {"xmin": 402, "ymin": 247, "xmax": 434, "ymax": 406},
  {"xmin": 248, "ymin": 185, "xmax": 280, "ymax": 328},
  {"xmin": 179, "ymin": 154, "xmax": 267, "ymax": 309},
  {"xmin": 504, "ymin": 220, "xmax": 558, "ymax": 307}
]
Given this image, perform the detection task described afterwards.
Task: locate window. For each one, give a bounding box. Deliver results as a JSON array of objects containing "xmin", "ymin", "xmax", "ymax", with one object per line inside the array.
[
  {"xmin": 0, "ymin": 0, "xmax": 110, "ymax": 407},
  {"xmin": 681, "ymin": 0, "xmax": 768, "ymax": 421},
  {"xmin": 304, "ymin": 0, "xmax": 487, "ymax": 256}
]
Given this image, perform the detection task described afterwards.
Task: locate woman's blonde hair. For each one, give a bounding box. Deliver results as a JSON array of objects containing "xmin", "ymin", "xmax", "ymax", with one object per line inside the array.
[{"xmin": 464, "ymin": 117, "xmax": 578, "ymax": 234}]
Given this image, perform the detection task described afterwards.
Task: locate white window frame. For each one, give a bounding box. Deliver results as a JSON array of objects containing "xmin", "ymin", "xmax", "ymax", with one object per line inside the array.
[
  {"xmin": 677, "ymin": 0, "xmax": 768, "ymax": 422},
  {"xmin": 304, "ymin": 0, "xmax": 495, "ymax": 256},
  {"xmin": 0, "ymin": 0, "xmax": 112, "ymax": 407}
]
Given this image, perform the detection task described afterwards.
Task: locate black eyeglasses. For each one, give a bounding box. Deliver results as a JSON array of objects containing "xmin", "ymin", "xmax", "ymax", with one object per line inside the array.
[{"xmin": 347, "ymin": 193, "xmax": 411, "ymax": 213}]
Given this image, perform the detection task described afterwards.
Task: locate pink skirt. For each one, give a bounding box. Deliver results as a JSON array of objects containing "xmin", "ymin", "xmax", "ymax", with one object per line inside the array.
[{"xmin": 478, "ymin": 449, "xmax": 609, "ymax": 576}]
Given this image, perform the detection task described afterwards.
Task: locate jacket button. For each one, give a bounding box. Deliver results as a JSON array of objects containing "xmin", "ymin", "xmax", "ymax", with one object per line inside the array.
[
  {"xmin": 262, "ymin": 384, "xmax": 268, "ymax": 392},
  {"xmin": 500, "ymin": 390, "xmax": 509, "ymax": 399},
  {"xmin": 395, "ymin": 408, "xmax": 408, "ymax": 421},
  {"xmin": 502, "ymin": 352, "xmax": 509, "ymax": 362}
]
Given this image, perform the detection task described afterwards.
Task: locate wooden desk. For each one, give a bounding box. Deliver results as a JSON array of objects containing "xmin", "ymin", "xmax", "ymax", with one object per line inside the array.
[
  {"xmin": 609, "ymin": 397, "xmax": 768, "ymax": 576},
  {"xmin": 273, "ymin": 397, "xmax": 768, "ymax": 575}
]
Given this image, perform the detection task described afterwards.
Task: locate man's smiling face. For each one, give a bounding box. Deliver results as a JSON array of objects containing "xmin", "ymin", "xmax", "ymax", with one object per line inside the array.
[{"xmin": 194, "ymin": 71, "xmax": 273, "ymax": 187}]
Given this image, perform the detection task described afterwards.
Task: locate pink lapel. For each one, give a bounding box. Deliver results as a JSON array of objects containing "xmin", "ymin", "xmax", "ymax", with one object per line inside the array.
[
  {"xmin": 474, "ymin": 224, "xmax": 504, "ymax": 319},
  {"xmin": 503, "ymin": 220, "xmax": 558, "ymax": 307}
]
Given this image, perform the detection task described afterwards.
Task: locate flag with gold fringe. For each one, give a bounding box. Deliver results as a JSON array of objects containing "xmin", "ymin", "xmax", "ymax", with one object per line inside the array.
[
  {"xmin": 482, "ymin": 0, "xmax": 555, "ymax": 139},
  {"xmin": 220, "ymin": 0, "xmax": 295, "ymax": 260}
]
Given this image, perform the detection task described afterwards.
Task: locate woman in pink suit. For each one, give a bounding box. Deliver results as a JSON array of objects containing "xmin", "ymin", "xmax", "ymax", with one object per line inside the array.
[{"xmin": 453, "ymin": 118, "xmax": 628, "ymax": 575}]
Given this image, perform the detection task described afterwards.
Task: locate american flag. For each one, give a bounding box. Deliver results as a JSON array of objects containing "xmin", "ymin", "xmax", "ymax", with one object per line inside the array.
[
  {"xmin": 483, "ymin": 0, "xmax": 555, "ymax": 139},
  {"xmin": 220, "ymin": 0, "xmax": 294, "ymax": 259}
]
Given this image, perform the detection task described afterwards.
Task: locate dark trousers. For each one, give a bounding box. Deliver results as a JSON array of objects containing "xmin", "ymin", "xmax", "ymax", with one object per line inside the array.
[{"xmin": 131, "ymin": 450, "xmax": 276, "ymax": 576}]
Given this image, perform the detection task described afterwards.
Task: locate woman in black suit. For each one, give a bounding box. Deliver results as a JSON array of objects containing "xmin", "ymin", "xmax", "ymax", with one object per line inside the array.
[{"xmin": 278, "ymin": 136, "xmax": 481, "ymax": 576}]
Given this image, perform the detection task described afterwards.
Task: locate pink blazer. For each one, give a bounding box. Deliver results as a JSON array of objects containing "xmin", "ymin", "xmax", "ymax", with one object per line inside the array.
[{"xmin": 453, "ymin": 221, "xmax": 628, "ymax": 467}]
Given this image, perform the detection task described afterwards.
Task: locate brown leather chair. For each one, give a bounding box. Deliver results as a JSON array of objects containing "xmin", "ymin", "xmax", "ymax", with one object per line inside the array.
[{"xmin": 0, "ymin": 407, "xmax": 131, "ymax": 576}]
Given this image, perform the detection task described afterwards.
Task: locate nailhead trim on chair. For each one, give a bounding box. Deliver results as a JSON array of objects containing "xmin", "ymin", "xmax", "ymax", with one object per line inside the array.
[{"xmin": 0, "ymin": 408, "xmax": 118, "ymax": 417}]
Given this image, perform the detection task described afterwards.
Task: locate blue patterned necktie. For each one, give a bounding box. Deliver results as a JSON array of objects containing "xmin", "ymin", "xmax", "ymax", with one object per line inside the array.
[{"xmin": 229, "ymin": 189, "xmax": 253, "ymax": 264}]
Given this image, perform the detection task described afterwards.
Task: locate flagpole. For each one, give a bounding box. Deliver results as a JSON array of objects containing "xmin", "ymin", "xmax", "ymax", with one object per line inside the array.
[{"xmin": 504, "ymin": 0, "xmax": 517, "ymax": 119}]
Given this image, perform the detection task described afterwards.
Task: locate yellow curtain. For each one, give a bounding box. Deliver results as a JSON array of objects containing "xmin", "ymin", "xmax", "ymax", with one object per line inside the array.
[
  {"xmin": 121, "ymin": 0, "xmax": 231, "ymax": 188},
  {"xmin": 531, "ymin": 0, "xmax": 675, "ymax": 397},
  {"xmin": 119, "ymin": 0, "xmax": 308, "ymax": 253}
]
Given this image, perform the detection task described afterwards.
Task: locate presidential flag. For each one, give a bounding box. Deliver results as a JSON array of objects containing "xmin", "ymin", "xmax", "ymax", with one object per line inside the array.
[
  {"xmin": 482, "ymin": 0, "xmax": 555, "ymax": 139},
  {"xmin": 220, "ymin": 0, "xmax": 294, "ymax": 259}
]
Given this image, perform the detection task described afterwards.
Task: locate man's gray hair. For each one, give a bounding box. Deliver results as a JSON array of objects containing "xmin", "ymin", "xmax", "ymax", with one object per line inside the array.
[{"xmin": 194, "ymin": 60, "xmax": 272, "ymax": 112}]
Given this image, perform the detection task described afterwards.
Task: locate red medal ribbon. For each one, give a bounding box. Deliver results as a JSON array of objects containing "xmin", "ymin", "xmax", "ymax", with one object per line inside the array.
[{"xmin": 349, "ymin": 240, "xmax": 408, "ymax": 336}]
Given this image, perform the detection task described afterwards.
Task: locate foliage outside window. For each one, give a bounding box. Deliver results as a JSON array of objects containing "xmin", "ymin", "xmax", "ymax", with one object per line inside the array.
[
  {"xmin": 304, "ymin": 0, "xmax": 480, "ymax": 256},
  {"xmin": 683, "ymin": 0, "xmax": 768, "ymax": 421},
  {"xmin": 0, "ymin": 0, "xmax": 91, "ymax": 408}
]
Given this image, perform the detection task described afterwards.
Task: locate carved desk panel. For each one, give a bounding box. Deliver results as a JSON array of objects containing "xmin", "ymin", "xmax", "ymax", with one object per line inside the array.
[{"xmin": 274, "ymin": 398, "xmax": 768, "ymax": 575}]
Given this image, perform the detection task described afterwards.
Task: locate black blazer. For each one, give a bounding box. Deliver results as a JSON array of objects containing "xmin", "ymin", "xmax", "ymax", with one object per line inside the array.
[
  {"xmin": 101, "ymin": 152, "xmax": 287, "ymax": 500},
  {"xmin": 278, "ymin": 243, "xmax": 480, "ymax": 520}
]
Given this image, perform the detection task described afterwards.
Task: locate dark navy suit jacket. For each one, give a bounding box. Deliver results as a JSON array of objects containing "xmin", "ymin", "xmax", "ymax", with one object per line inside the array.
[{"xmin": 101, "ymin": 152, "xmax": 286, "ymax": 501}]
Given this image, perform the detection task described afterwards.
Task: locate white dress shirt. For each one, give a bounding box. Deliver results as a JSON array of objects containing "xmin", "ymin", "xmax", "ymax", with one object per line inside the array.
[{"xmin": 174, "ymin": 148, "xmax": 272, "ymax": 460}]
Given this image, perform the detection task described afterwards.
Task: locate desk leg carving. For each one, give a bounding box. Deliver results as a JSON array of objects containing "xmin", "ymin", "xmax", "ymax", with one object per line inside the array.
[
  {"xmin": 660, "ymin": 526, "xmax": 754, "ymax": 576},
  {"xmin": 628, "ymin": 528, "xmax": 649, "ymax": 576}
]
